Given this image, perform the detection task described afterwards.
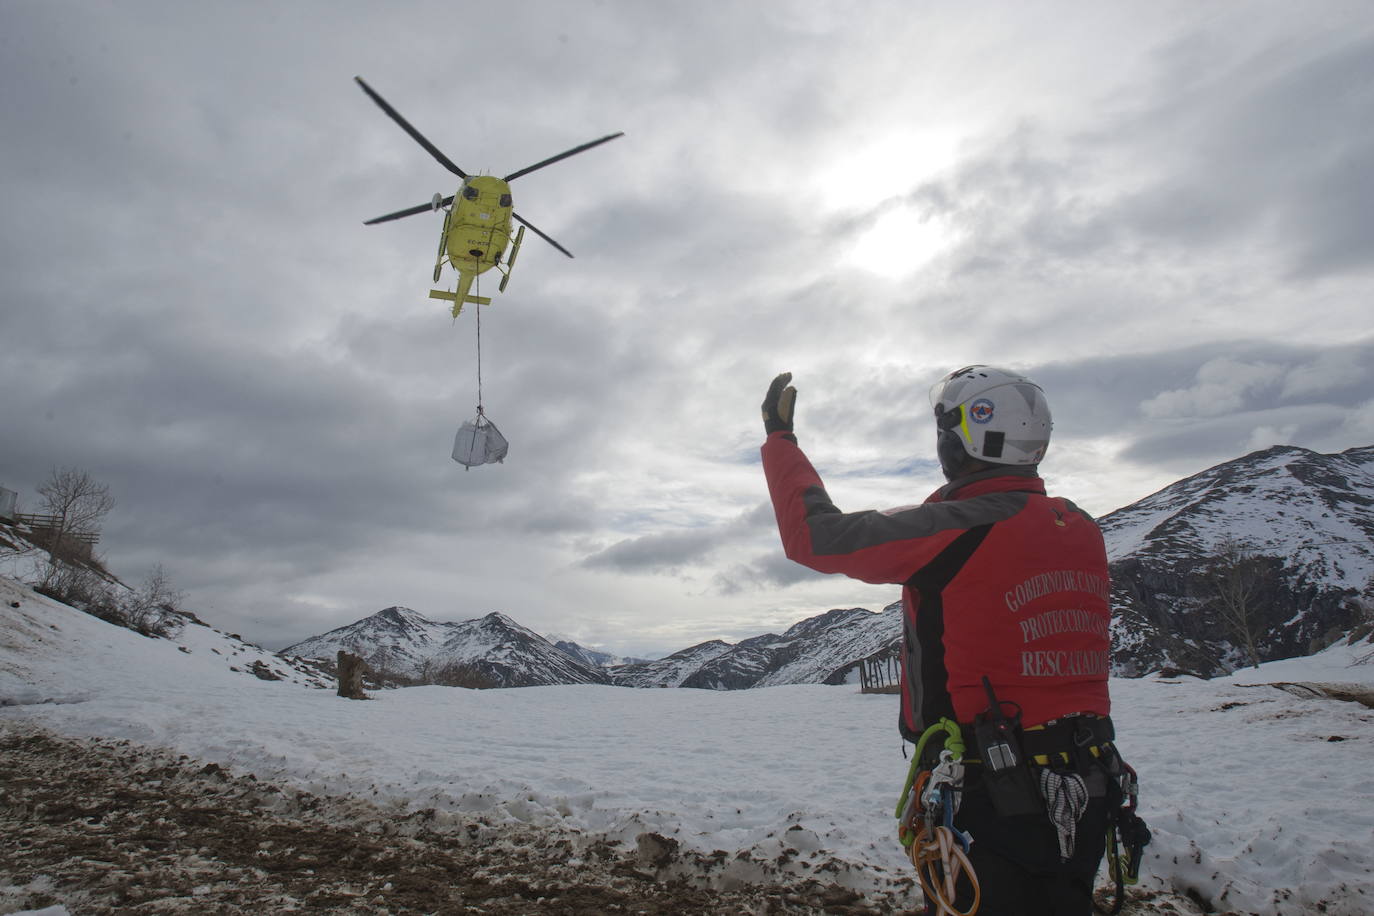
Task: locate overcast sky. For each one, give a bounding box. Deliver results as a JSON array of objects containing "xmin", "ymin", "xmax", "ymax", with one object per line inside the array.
[{"xmin": 3, "ymin": 1, "xmax": 1372, "ymax": 656}]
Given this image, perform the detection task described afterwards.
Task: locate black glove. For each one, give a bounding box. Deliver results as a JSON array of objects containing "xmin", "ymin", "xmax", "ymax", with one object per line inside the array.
[{"xmin": 762, "ymin": 372, "xmax": 797, "ymax": 435}]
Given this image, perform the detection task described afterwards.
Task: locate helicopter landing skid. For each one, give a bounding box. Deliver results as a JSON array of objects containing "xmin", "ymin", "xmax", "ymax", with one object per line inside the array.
[
  {"xmin": 498, "ymin": 225, "xmax": 526, "ymax": 293},
  {"xmin": 433, "ymin": 223, "xmax": 449, "ymax": 283}
]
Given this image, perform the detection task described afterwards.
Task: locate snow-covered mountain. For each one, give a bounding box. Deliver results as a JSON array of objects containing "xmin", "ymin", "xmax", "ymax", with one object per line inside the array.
[
  {"xmin": 1101, "ymin": 444, "xmax": 1374, "ymax": 676},
  {"xmin": 668, "ymin": 606, "xmax": 900, "ymax": 690},
  {"xmin": 284, "ymin": 604, "xmax": 902, "ymax": 692},
  {"xmin": 281, "ymin": 606, "xmax": 454, "ymax": 680},
  {"xmin": 280, "ymin": 444, "xmax": 1374, "ymax": 688},
  {"xmin": 753, "ymin": 604, "xmax": 902, "ymax": 687},
  {"xmin": 552, "ymin": 640, "xmax": 652, "ymax": 669},
  {"xmin": 606, "ymin": 640, "xmax": 736, "ymax": 688},
  {"xmin": 281, "ymin": 607, "xmax": 609, "ymax": 688}
]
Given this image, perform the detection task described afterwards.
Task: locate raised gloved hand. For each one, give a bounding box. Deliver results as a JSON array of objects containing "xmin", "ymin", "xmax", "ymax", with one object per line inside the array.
[{"xmin": 762, "ymin": 372, "xmax": 797, "ymax": 435}]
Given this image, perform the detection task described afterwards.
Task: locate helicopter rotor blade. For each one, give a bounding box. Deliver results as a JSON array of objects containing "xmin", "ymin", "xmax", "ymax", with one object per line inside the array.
[
  {"xmin": 512, "ymin": 212, "xmax": 574, "ymax": 258},
  {"xmin": 502, "ymin": 132, "xmax": 624, "ymax": 182},
  {"xmin": 355, "ymin": 76, "xmax": 468, "ymax": 180},
  {"xmin": 364, "ymin": 195, "xmax": 454, "ymax": 225}
]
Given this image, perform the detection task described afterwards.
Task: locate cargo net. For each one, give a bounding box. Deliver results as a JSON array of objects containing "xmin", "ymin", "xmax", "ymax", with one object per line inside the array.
[{"xmin": 452, "ymin": 409, "xmax": 508, "ymax": 470}]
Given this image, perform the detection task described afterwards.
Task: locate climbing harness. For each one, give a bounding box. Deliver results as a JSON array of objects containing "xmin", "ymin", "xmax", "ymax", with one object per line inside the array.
[
  {"xmin": 896, "ymin": 718, "xmax": 981, "ymax": 916},
  {"xmin": 895, "ymin": 680, "xmax": 1154, "ymax": 916},
  {"xmin": 895, "ymin": 675, "xmax": 1151, "ymax": 916},
  {"xmin": 451, "ymin": 273, "xmax": 508, "ymax": 469}
]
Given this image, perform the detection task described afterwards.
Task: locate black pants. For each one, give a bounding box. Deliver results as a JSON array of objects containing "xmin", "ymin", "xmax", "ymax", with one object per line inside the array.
[{"xmin": 940, "ymin": 767, "xmax": 1113, "ymax": 916}]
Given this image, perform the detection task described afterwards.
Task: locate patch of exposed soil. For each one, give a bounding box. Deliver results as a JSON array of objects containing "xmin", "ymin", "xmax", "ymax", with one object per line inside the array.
[
  {"xmin": 0, "ymin": 720, "xmax": 1199, "ymax": 915},
  {"xmin": 0, "ymin": 721, "xmax": 897, "ymax": 914}
]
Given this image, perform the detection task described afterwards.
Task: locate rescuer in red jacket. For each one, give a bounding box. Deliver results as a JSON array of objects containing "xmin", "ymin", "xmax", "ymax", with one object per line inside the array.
[{"xmin": 761, "ymin": 366, "xmax": 1119, "ymax": 916}]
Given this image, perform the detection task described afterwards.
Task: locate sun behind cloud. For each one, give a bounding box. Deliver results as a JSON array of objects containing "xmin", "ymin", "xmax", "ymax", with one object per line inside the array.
[{"xmin": 845, "ymin": 205, "xmax": 956, "ymax": 278}]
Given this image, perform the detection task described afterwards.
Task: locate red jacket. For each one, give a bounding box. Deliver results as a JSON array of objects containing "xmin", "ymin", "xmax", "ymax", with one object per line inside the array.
[{"xmin": 761, "ymin": 431, "xmax": 1111, "ymax": 739}]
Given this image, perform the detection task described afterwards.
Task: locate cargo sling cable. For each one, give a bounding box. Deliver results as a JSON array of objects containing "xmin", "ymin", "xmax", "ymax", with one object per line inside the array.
[{"xmin": 453, "ymin": 271, "xmax": 507, "ymax": 469}]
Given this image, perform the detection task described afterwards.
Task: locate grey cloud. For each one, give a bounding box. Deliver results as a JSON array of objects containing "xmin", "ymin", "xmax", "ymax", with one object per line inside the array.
[
  {"xmin": 730, "ymin": 342, "xmax": 1371, "ymax": 516},
  {"xmin": 831, "ymin": 29, "xmax": 1374, "ymax": 292},
  {"xmin": 1141, "ymin": 359, "xmax": 1287, "ymax": 419},
  {"xmin": 1087, "ymin": 31, "xmax": 1374, "ymax": 278},
  {"xmin": 1026, "ymin": 341, "xmax": 1374, "ymax": 474},
  {"xmin": 580, "ymin": 528, "xmax": 718, "ymax": 573},
  {"xmin": 711, "ymin": 552, "xmax": 830, "ymax": 596},
  {"xmin": 4, "ymin": 1, "xmax": 1372, "ymax": 654},
  {"xmin": 579, "ymin": 501, "xmax": 776, "ymax": 575}
]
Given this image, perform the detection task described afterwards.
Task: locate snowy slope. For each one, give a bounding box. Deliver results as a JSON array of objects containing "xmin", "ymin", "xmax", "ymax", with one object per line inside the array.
[
  {"xmin": 1100, "ymin": 445, "xmax": 1374, "ymax": 675},
  {"xmin": 0, "ymin": 577, "xmax": 333, "ymax": 703},
  {"xmin": 1100, "ymin": 445, "xmax": 1374, "ymax": 588},
  {"xmin": 4, "ymin": 574, "xmax": 1373, "ymax": 914}
]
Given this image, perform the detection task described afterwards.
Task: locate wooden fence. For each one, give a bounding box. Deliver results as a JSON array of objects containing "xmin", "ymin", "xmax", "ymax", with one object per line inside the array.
[
  {"xmin": 15, "ymin": 513, "xmax": 100, "ymax": 558},
  {"xmin": 858, "ymin": 643, "xmax": 902, "ymax": 694}
]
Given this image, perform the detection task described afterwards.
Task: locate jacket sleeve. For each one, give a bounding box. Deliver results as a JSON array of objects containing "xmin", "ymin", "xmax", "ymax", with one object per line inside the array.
[{"xmin": 761, "ymin": 432, "xmax": 981, "ymax": 585}]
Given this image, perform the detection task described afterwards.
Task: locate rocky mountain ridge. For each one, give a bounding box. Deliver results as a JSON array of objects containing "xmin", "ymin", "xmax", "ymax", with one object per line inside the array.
[
  {"xmin": 281, "ymin": 444, "xmax": 1374, "ymax": 687},
  {"xmin": 281, "ymin": 608, "xmax": 610, "ymax": 689},
  {"xmin": 282, "ymin": 603, "xmax": 902, "ymax": 692}
]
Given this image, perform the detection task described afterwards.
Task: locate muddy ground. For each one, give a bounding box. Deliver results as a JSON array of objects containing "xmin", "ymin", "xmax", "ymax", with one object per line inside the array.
[
  {"xmin": 1, "ymin": 720, "xmax": 1192, "ymax": 915},
  {"xmin": 0, "ymin": 721, "xmax": 906, "ymax": 914}
]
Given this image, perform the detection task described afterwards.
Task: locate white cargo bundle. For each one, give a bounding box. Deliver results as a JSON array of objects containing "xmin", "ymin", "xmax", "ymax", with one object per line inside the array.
[{"xmin": 452, "ymin": 413, "xmax": 508, "ymax": 469}]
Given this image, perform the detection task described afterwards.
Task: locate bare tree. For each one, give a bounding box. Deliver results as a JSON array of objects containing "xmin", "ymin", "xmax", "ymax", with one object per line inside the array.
[
  {"xmin": 1352, "ymin": 574, "xmax": 1374, "ymax": 666},
  {"xmin": 40, "ymin": 560, "xmax": 121, "ymax": 622},
  {"xmin": 36, "ymin": 467, "xmax": 114, "ymax": 585},
  {"xmin": 1206, "ymin": 535, "xmax": 1270, "ymax": 669},
  {"xmin": 122, "ymin": 564, "xmax": 186, "ymax": 637}
]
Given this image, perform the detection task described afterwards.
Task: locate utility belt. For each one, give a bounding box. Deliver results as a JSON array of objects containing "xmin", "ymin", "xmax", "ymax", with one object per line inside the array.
[
  {"xmin": 962, "ymin": 683, "xmax": 1122, "ymax": 822},
  {"xmin": 961, "ymin": 712, "xmax": 1116, "ymax": 771}
]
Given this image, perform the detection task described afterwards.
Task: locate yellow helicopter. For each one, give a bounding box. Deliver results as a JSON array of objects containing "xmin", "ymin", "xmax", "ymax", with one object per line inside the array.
[{"xmin": 356, "ymin": 77, "xmax": 622, "ymax": 316}]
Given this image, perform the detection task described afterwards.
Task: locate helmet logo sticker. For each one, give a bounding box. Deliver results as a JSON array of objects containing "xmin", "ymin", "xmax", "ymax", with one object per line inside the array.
[{"xmin": 969, "ymin": 398, "xmax": 995, "ymax": 424}]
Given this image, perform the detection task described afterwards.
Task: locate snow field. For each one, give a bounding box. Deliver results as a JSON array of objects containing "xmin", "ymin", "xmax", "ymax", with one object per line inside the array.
[{"xmin": 3, "ymin": 575, "xmax": 1374, "ymax": 913}]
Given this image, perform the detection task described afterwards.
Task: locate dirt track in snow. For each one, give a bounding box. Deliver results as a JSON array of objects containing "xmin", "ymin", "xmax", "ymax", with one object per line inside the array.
[{"xmin": 0, "ymin": 721, "xmax": 899, "ymax": 915}]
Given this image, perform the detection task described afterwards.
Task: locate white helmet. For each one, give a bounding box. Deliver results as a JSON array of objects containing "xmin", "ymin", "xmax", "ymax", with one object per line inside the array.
[{"xmin": 929, "ymin": 365, "xmax": 1052, "ymax": 476}]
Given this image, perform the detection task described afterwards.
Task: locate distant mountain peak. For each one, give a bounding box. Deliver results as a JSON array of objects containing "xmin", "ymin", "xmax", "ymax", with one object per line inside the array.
[{"xmin": 374, "ymin": 606, "xmax": 429, "ymax": 625}]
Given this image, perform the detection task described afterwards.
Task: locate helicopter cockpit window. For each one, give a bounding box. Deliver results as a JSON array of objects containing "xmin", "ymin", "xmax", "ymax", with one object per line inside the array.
[
  {"xmin": 499, "ymin": 193, "xmax": 512, "ymax": 207},
  {"xmin": 462, "ymin": 186, "xmax": 480, "ymax": 201}
]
